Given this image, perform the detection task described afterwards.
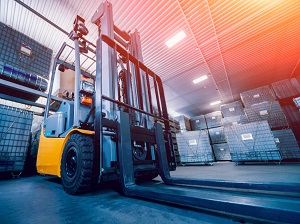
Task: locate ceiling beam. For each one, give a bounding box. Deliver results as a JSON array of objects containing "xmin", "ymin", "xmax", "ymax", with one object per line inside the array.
[
  {"xmin": 175, "ymin": 0, "xmax": 223, "ymax": 102},
  {"xmin": 204, "ymin": 0, "xmax": 234, "ymax": 102}
]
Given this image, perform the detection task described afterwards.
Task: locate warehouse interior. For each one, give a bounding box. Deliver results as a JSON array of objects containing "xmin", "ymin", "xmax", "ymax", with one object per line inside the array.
[{"xmin": 1, "ymin": 0, "xmax": 300, "ymax": 223}]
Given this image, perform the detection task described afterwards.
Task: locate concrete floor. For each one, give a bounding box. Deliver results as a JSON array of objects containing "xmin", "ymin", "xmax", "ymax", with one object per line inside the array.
[
  {"xmin": 1, "ymin": 162, "xmax": 300, "ymax": 224},
  {"xmin": 170, "ymin": 162, "xmax": 300, "ymax": 183}
]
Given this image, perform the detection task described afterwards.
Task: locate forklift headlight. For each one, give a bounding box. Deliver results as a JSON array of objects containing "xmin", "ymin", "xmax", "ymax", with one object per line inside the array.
[{"xmin": 80, "ymin": 81, "xmax": 94, "ymax": 96}]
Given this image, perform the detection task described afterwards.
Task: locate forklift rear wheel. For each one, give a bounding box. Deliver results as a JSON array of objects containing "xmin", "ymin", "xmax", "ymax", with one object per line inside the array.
[{"xmin": 61, "ymin": 133, "xmax": 94, "ymax": 195}]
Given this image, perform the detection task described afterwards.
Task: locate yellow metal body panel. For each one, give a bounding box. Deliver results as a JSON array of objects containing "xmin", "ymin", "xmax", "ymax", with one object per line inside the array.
[{"xmin": 36, "ymin": 127, "xmax": 94, "ymax": 177}]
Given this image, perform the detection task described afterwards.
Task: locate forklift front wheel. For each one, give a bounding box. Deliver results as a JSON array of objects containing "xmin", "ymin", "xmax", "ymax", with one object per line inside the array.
[{"xmin": 60, "ymin": 133, "xmax": 94, "ymax": 195}]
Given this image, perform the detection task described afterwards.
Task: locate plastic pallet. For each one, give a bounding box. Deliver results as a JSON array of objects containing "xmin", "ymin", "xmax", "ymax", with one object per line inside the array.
[
  {"xmin": 231, "ymin": 151, "xmax": 281, "ymax": 163},
  {"xmin": 180, "ymin": 154, "xmax": 215, "ymax": 164}
]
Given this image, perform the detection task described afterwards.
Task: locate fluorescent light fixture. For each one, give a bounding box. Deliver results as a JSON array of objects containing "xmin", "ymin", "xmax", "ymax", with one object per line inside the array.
[
  {"xmin": 193, "ymin": 75, "xmax": 208, "ymax": 84},
  {"xmin": 210, "ymin": 100, "xmax": 222, "ymax": 106},
  {"xmin": 165, "ymin": 30, "xmax": 186, "ymax": 48}
]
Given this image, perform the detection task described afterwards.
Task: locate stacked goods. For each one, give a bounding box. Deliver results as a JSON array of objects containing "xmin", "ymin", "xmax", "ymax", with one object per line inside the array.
[
  {"xmin": 271, "ymin": 76, "xmax": 300, "ymax": 144},
  {"xmin": 0, "ymin": 22, "xmax": 52, "ymax": 80},
  {"xmin": 190, "ymin": 115, "xmax": 207, "ymax": 131},
  {"xmin": 221, "ymin": 115, "xmax": 248, "ymax": 126},
  {"xmin": 169, "ymin": 117, "xmax": 181, "ymax": 164},
  {"xmin": 208, "ymin": 127, "xmax": 226, "ymax": 144},
  {"xmin": 207, "ymin": 104, "xmax": 245, "ymax": 162},
  {"xmin": 205, "ymin": 111, "xmax": 222, "ymax": 129},
  {"xmin": 0, "ymin": 61, "xmax": 48, "ymax": 92},
  {"xmin": 0, "ymin": 22, "xmax": 52, "ymax": 101},
  {"xmin": 271, "ymin": 78, "xmax": 300, "ymax": 99},
  {"xmin": 244, "ymin": 101, "xmax": 289, "ymax": 129},
  {"xmin": 174, "ymin": 115, "xmax": 191, "ymax": 131},
  {"xmin": 220, "ymin": 101, "xmax": 245, "ymax": 117},
  {"xmin": 224, "ymin": 121, "xmax": 281, "ymax": 163},
  {"xmin": 220, "ymin": 101, "xmax": 248, "ymax": 127},
  {"xmin": 205, "ymin": 111, "xmax": 228, "ymax": 162},
  {"xmin": 0, "ymin": 104, "xmax": 33, "ymax": 172},
  {"xmin": 240, "ymin": 85, "xmax": 276, "ymax": 108},
  {"xmin": 152, "ymin": 110, "xmax": 181, "ymax": 164},
  {"xmin": 272, "ymin": 129, "xmax": 300, "ymax": 160},
  {"xmin": 281, "ymin": 102, "xmax": 300, "ymax": 146},
  {"xmin": 176, "ymin": 130, "xmax": 214, "ymax": 164},
  {"xmin": 212, "ymin": 143, "xmax": 231, "ymax": 161}
]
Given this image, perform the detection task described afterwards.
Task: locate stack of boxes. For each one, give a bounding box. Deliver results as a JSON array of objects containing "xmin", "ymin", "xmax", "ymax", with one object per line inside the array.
[
  {"xmin": 190, "ymin": 115, "xmax": 207, "ymax": 131},
  {"xmin": 176, "ymin": 130, "xmax": 214, "ymax": 164},
  {"xmin": 271, "ymin": 78, "xmax": 300, "ymax": 100},
  {"xmin": 204, "ymin": 111, "xmax": 222, "ymax": 129},
  {"xmin": 205, "ymin": 111, "xmax": 230, "ymax": 161},
  {"xmin": 169, "ymin": 118, "xmax": 181, "ymax": 164},
  {"xmin": 174, "ymin": 115, "xmax": 191, "ymax": 132},
  {"xmin": 244, "ymin": 101, "xmax": 289, "ymax": 129},
  {"xmin": 173, "ymin": 78, "xmax": 300, "ymax": 164},
  {"xmin": 173, "ymin": 115, "xmax": 193, "ymax": 164},
  {"xmin": 271, "ymin": 77, "xmax": 300, "ymax": 147},
  {"xmin": 175, "ymin": 115, "xmax": 214, "ymax": 164},
  {"xmin": 239, "ymin": 85, "xmax": 300, "ymax": 161},
  {"xmin": 150, "ymin": 107, "xmax": 181, "ymax": 164},
  {"xmin": 271, "ymin": 77, "xmax": 300, "ymax": 160},
  {"xmin": 272, "ymin": 129, "xmax": 300, "ymax": 159},
  {"xmin": 220, "ymin": 101, "xmax": 248, "ymax": 127},
  {"xmin": 215, "ymin": 101, "xmax": 248, "ymax": 161},
  {"xmin": 225, "ymin": 121, "xmax": 281, "ymax": 163}
]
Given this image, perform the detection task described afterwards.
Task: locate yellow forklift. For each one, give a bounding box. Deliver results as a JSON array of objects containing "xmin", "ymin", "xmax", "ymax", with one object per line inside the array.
[
  {"xmin": 36, "ymin": 1, "xmax": 300, "ymax": 223},
  {"xmin": 37, "ymin": 1, "xmax": 176, "ymax": 195}
]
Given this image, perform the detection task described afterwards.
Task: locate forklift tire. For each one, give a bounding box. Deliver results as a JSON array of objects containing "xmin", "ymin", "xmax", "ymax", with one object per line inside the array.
[{"xmin": 61, "ymin": 133, "xmax": 94, "ymax": 195}]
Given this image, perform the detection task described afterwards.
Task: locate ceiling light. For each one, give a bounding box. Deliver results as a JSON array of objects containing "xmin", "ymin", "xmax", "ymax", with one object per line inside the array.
[
  {"xmin": 210, "ymin": 100, "xmax": 222, "ymax": 106},
  {"xmin": 193, "ymin": 75, "xmax": 208, "ymax": 84},
  {"xmin": 165, "ymin": 30, "xmax": 186, "ymax": 48}
]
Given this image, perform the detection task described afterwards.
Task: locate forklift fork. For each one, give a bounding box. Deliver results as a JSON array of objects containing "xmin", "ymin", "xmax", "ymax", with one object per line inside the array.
[{"xmin": 117, "ymin": 111, "xmax": 300, "ymax": 223}]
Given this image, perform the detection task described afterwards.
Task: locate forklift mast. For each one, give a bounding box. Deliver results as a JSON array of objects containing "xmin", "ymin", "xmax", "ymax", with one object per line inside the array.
[{"xmin": 90, "ymin": 0, "xmax": 176, "ymax": 180}]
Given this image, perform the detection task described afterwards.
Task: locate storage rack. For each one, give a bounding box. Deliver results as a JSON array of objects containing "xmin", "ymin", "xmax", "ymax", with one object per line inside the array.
[{"xmin": 0, "ymin": 104, "xmax": 33, "ymax": 173}]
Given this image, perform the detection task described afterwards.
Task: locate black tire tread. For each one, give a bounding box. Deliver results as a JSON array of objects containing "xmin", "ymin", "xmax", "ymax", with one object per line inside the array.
[{"xmin": 61, "ymin": 133, "xmax": 94, "ymax": 195}]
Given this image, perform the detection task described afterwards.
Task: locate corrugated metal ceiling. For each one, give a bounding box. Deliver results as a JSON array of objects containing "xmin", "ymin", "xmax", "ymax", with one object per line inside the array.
[{"xmin": 0, "ymin": 0, "xmax": 300, "ymax": 117}]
